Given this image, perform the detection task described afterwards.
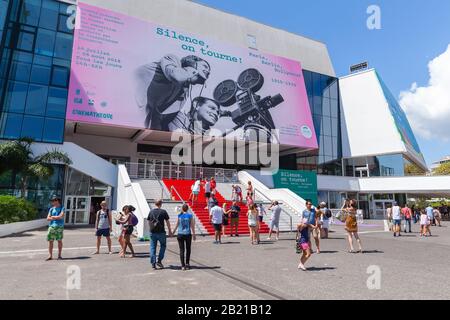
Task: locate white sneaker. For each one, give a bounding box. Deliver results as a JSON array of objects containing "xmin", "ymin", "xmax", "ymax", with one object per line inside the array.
[{"xmin": 298, "ymin": 263, "xmax": 306, "ymax": 271}]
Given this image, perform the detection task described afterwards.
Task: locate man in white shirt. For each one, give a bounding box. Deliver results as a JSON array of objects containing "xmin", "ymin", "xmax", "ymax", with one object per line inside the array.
[
  {"xmin": 210, "ymin": 203, "xmax": 223, "ymax": 244},
  {"xmin": 392, "ymin": 202, "xmax": 402, "ymax": 237},
  {"xmin": 190, "ymin": 179, "xmax": 201, "ymax": 205}
]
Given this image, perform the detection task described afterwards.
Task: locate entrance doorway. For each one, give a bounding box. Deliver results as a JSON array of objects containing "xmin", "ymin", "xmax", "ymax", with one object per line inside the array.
[
  {"xmin": 373, "ymin": 200, "xmax": 394, "ymax": 219},
  {"xmin": 89, "ymin": 197, "xmax": 107, "ymax": 225},
  {"xmin": 65, "ymin": 196, "xmax": 90, "ymax": 225},
  {"xmin": 64, "ymin": 196, "xmax": 111, "ymax": 225}
]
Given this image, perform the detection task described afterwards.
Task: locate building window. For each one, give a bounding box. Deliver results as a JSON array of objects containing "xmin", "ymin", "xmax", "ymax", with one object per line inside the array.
[
  {"xmin": 25, "ymin": 84, "xmax": 47, "ymax": 115},
  {"xmin": 34, "ymin": 28, "xmax": 55, "ymax": 56},
  {"xmin": 17, "ymin": 30, "xmax": 35, "ymax": 51},
  {"xmin": 0, "ymin": 112, "xmax": 23, "ymax": 139},
  {"xmin": 54, "ymin": 32, "xmax": 72, "ymax": 59},
  {"xmin": 21, "ymin": 114, "xmax": 44, "ymax": 140},
  {"xmin": 20, "ymin": 0, "xmax": 41, "ymax": 26},
  {"xmin": 4, "ymin": 81, "xmax": 28, "ymax": 113},
  {"xmin": 0, "ymin": 0, "xmax": 73, "ymax": 143},
  {"xmin": 42, "ymin": 117, "xmax": 64, "ymax": 142}
]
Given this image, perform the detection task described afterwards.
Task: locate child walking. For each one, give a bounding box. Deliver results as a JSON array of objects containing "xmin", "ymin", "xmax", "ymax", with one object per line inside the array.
[{"xmin": 420, "ymin": 210, "xmax": 429, "ymax": 237}]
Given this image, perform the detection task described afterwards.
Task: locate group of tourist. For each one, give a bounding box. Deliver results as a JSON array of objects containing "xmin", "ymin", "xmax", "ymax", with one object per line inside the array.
[
  {"xmin": 46, "ymin": 196, "xmax": 138, "ymax": 260},
  {"xmin": 45, "ymin": 189, "xmax": 445, "ymax": 272},
  {"xmin": 386, "ymin": 202, "xmax": 443, "ymax": 237}
]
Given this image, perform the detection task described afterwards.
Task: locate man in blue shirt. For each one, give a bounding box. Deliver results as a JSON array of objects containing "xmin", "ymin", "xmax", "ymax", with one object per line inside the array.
[{"xmin": 46, "ymin": 196, "xmax": 65, "ymax": 261}]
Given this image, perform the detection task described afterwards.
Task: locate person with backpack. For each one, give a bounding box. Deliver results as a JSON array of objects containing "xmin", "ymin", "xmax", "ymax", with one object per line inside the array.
[
  {"xmin": 319, "ymin": 202, "xmax": 332, "ymax": 239},
  {"xmin": 172, "ymin": 204, "xmax": 196, "ymax": 271},
  {"xmin": 401, "ymin": 203, "xmax": 413, "ymax": 233},
  {"xmin": 147, "ymin": 199, "xmax": 172, "ymax": 269},
  {"xmin": 92, "ymin": 201, "xmax": 112, "ymax": 255},
  {"xmin": 46, "ymin": 196, "xmax": 65, "ymax": 261},
  {"xmin": 115, "ymin": 205, "xmax": 136, "ymax": 258}
]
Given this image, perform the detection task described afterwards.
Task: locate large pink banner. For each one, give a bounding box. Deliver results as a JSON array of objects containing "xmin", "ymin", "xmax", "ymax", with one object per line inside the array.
[{"xmin": 67, "ymin": 2, "xmax": 317, "ymax": 148}]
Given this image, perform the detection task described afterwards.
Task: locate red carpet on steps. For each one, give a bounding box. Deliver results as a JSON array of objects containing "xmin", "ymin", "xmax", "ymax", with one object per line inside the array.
[{"xmin": 162, "ymin": 179, "xmax": 270, "ymax": 235}]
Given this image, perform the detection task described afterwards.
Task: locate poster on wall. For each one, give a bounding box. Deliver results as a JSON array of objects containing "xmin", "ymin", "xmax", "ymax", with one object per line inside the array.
[
  {"xmin": 273, "ymin": 169, "xmax": 318, "ymax": 205},
  {"xmin": 66, "ymin": 2, "xmax": 317, "ymax": 149},
  {"xmin": 377, "ymin": 74, "xmax": 425, "ymax": 164}
]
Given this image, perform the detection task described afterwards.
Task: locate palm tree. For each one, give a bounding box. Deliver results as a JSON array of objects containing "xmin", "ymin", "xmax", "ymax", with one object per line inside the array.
[{"xmin": 0, "ymin": 138, "xmax": 72, "ymax": 198}]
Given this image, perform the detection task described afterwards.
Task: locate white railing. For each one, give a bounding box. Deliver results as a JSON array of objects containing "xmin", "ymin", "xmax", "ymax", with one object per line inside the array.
[
  {"xmin": 253, "ymin": 188, "xmax": 294, "ymax": 231},
  {"xmin": 125, "ymin": 162, "xmax": 238, "ymax": 182},
  {"xmin": 238, "ymin": 170, "xmax": 307, "ymax": 214},
  {"xmin": 117, "ymin": 164, "xmax": 150, "ymax": 239},
  {"xmin": 329, "ymin": 209, "xmax": 364, "ymax": 225}
]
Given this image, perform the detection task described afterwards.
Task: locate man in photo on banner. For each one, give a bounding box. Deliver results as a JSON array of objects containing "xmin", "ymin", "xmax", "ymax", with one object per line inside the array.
[
  {"xmin": 134, "ymin": 54, "xmax": 211, "ymax": 131},
  {"xmin": 168, "ymin": 96, "xmax": 221, "ymax": 135}
]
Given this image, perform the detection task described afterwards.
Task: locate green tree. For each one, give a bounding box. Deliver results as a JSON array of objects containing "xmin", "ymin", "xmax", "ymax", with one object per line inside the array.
[
  {"xmin": 433, "ymin": 162, "xmax": 450, "ymax": 176},
  {"xmin": 404, "ymin": 163, "xmax": 427, "ymax": 176},
  {"xmin": 0, "ymin": 138, "xmax": 72, "ymax": 198}
]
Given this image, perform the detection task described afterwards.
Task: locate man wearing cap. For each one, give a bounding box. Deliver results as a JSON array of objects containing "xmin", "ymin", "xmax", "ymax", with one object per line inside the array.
[
  {"xmin": 93, "ymin": 201, "xmax": 113, "ymax": 255},
  {"xmin": 46, "ymin": 196, "xmax": 65, "ymax": 261}
]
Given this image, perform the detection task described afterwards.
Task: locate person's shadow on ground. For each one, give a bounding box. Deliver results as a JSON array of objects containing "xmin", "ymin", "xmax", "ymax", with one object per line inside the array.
[{"xmin": 306, "ymin": 266, "xmax": 336, "ymax": 271}]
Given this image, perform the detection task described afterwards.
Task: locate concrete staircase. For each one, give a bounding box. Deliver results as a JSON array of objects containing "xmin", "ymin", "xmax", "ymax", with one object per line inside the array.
[
  {"xmin": 133, "ymin": 179, "xmax": 171, "ymax": 200},
  {"xmin": 148, "ymin": 201, "xmax": 208, "ymax": 236}
]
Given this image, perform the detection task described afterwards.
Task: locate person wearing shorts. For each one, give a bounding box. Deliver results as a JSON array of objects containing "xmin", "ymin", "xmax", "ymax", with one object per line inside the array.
[
  {"xmin": 297, "ymin": 220, "xmax": 311, "ymax": 271},
  {"xmin": 420, "ymin": 211, "xmax": 428, "ymax": 236},
  {"xmin": 46, "ymin": 196, "xmax": 65, "ymax": 261},
  {"xmin": 392, "ymin": 202, "xmax": 402, "ymax": 237},
  {"xmin": 267, "ymin": 201, "xmax": 281, "ymax": 241},
  {"xmin": 221, "ymin": 203, "xmax": 230, "ymax": 236},
  {"xmin": 210, "ymin": 202, "xmax": 223, "ymax": 244},
  {"xmin": 93, "ymin": 201, "xmax": 112, "ymax": 255},
  {"xmin": 190, "ymin": 179, "xmax": 201, "ymax": 205},
  {"xmin": 229, "ymin": 202, "xmax": 240, "ymax": 237},
  {"xmin": 257, "ymin": 203, "xmax": 266, "ymax": 223}
]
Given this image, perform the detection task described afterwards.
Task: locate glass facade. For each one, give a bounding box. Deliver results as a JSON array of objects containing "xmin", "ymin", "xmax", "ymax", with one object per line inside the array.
[
  {"xmin": 344, "ymin": 154, "xmax": 405, "ymax": 177},
  {"xmin": 290, "ymin": 70, "xmax": 342, "ymax": 175},
  {"xmin": 0, "ymin": 0, "xmax": 74, "ymax": 143},
  {"xmin": 0, "ymin": 163, "xmax": 65, "ymax": 217}
]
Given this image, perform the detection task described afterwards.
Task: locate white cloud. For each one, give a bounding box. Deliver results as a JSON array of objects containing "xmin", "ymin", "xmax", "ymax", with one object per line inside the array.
[{"xmin": 399, "ymin": 44, "xmax": 450, "ymax": 141}]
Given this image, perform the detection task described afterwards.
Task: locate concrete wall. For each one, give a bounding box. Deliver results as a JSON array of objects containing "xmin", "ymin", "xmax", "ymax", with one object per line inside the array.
[
  {"xmin": 339, "ymin": 69, "xmax": 406, "ymax": 159},
  {"xmin": 81, "ymin": 0, "xmax": 335, "ymax": 76},
  {"xmin": 318, "ymin": 174, "xmax": 450, "ymax": 194},
  {"xmin": 32, "ymin": 141, "xmax": 118, "ymax": 187},
  {"xmin": 0, "ymin": 219, "xmax": 47, "ymax": 238}
]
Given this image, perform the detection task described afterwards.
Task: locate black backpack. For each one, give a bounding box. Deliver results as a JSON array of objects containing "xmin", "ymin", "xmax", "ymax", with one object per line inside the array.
[
  {"xmin": 325, "ymin": 208, "xmax": 332, "ymax": 218},
  {"xmin": 148, "ymin": 211, "xmax": 161, "ymax": 232}
]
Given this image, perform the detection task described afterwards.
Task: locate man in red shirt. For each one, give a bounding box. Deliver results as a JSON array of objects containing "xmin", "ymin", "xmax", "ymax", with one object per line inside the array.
[{"xmin": 401, "ymin": 204, "xmax": 412, "ymax": 233}]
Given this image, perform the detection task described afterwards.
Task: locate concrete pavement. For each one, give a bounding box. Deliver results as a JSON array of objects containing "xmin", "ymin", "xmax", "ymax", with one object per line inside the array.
[{"xmin": 0, "ymin": 221, "xmax": 449, "ymax": 299}]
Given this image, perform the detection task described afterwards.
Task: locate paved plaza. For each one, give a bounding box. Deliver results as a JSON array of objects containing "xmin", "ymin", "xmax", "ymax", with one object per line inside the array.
[{"xmin": 1, "ymin": 221, "xmax": 449, "ymax": 300}]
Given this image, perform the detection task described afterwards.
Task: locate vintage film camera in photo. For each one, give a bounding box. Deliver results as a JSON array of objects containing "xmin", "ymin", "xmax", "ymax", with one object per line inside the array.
[{"xmin": 213, "ymin": 68, "xmax": 284, "ymax": 143}]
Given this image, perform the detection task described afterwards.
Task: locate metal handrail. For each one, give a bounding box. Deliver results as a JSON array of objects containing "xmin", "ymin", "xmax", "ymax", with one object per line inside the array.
[
  {"xmin": 170, "ymin": 185, "xmax": 185, "ymax": 204},
  {"xmin": 124, "ymin": 161, "xmax": 238, "ymax": 182},
  {"xmin": 254, "ymin": 187, "xmax": 294, "ymax": 232}
]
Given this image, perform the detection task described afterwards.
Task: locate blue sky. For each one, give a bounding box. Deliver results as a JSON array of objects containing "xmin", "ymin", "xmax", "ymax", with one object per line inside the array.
[{"xmin": 196, "ymin": 0, "xmax": 450, "ymax": 167}]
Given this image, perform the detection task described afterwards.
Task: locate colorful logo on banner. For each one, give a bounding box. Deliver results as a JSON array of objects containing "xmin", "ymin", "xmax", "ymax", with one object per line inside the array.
[
  {"xmin": 66, "ymin": 2, "xmax": 317, "ymax": 149},
  {"xmin": 273, "ymin": 169, "xmax": 318, "ymax": 205}
]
